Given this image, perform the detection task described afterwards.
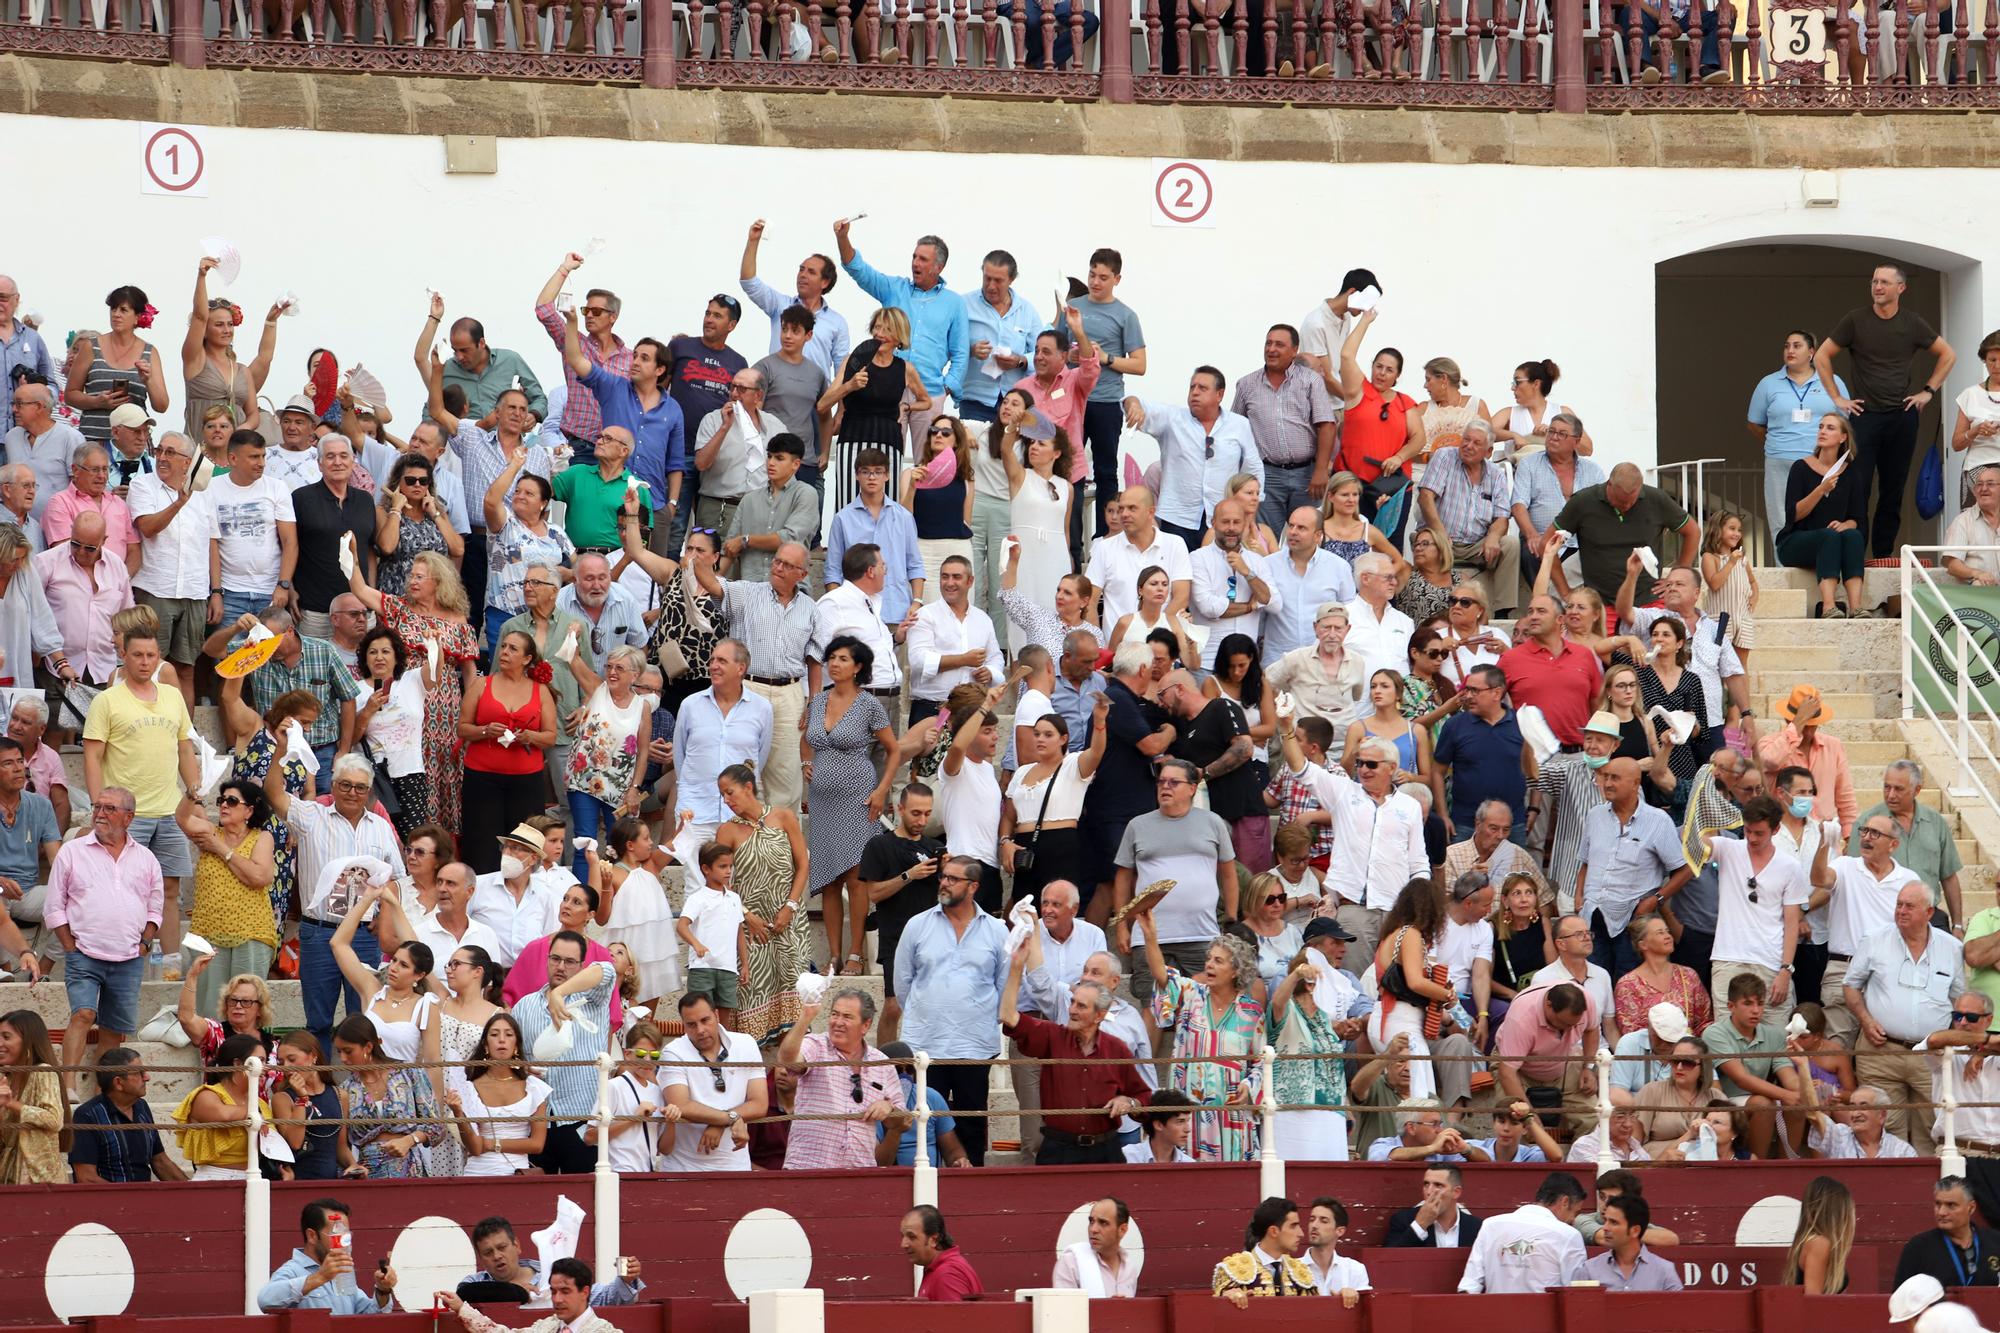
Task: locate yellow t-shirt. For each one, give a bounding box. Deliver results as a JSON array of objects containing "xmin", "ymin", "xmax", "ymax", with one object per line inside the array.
[{"xmin": 82, "ymin": 679, "xmax": 192, "ymax": 818}]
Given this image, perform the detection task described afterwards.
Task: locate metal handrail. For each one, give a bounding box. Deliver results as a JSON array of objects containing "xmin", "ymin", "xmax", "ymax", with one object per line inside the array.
[{"xmin": 1899, "ymin": 545, "xmax": 2000, "ymax": 806}]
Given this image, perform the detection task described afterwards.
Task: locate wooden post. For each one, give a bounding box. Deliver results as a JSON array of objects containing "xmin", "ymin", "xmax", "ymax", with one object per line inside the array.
[
  {"xmin": 641, "ymin": 0, "xmax": 676, "ymax": 84},
  {"xmin": 1553, "ymin": 0, "xmax": 1584, "ymax": 105},
  {"xmin": 170, "ymin": 0, "xmax": 207, "ymax": 62},
  {"xmin": 1101, "ymin": 0, "xmax": 1134, "ymax": 96}
]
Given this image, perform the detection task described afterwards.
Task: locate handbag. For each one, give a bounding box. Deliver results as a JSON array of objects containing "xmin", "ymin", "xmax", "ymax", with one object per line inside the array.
[
  {"xmin": 1379, "ymin": 926, "xmax": 1451, "ymax": 1039},
  {"xmin": 1011, "ymin": 759, "xmax": 1061, "ymax": 876},
  {"xmin": 1917, "ymin": 441, "xmax": 1945, "ymax": 519}
]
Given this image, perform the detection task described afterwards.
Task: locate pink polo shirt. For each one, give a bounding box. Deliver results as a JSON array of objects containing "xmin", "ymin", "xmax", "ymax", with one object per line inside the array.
[
  {"xmin": 1756, "ymin": 723, "xmax": 1857, "ymax": 839},
  {"xmin": 40, "ymin": 487, "xmax": 138, "ymax": 564},
  {"xmin": 44, "ymin": 830, "xmax": 163, "ymax": 962},
  {"xmin": 1017, "ymin": 352, "xmax": 1102, "ymax": 483},
  {"xmin": 1493, "ymin": 983, "xmax": 1598, "ymax": 1083},
  {"xmin": 26, "ymin": 743, "xmax": 66, "ymax": 802},
  {"xmin": 34, "ymin": 544, "xmax": 131, "ymax": 684}
]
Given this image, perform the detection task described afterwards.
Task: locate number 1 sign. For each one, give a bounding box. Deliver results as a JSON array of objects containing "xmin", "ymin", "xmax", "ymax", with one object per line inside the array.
[
  {"xmin": 1765, "ymin": 0, "xmax": 1830, "ymax": 79},
  {"xmin": 140, "ymin": 123, "xmax": 210, "ymax": 197}
]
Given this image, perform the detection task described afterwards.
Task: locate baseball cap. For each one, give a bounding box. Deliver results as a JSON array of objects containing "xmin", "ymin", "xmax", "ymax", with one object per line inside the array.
[
  {"xmin": 1302, "ymin": 917, "xmax": 1355, "ymax": 945},
  {"xmin": 1646, "ymin": 1002, "xmax": 1690, "ymax": 1044},
  {"xmin": 107, "ymin": 402, "xmax": 154, "ymax": 430}
]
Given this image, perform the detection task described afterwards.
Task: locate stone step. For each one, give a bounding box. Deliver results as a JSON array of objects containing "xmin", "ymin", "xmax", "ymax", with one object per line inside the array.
[
  {"xmin": 1758, "ymin": 692, "xmax": 1881, "ymax": 719},
  {"xmin": 1746, "ymin": 668, "xmax": 1899, "ymax": 695}
]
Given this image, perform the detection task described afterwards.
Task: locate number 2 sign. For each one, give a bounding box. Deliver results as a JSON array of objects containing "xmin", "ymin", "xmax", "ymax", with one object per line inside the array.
[
  {"xmin": 1152, "ymin": 159, "xmax": 1217, "ymax": 229},
  {"xmin": 1765, "ymin": 0, "xmax": 1829, "ymax": 77},
  {"xmin": 141, "ymin": 123, "xmax": 210, "ymax": 197}
]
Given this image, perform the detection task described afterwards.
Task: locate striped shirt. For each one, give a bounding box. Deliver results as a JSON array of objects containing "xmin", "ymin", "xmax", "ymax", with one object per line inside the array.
[
  {"xmin": 235, "ymin": 633, "xmax": 362, "ymax": 748},
  {"xmin": 448, "ymin": 421, "xmax": 552, "ymax": 531},
  {"xmin": 69, "ymin": 1094, "xmax": 167, "ymax": 1181},
  {"xmin": 534, "ymin": 301, "xmax": 633, "ymax": 454},
  {"xmin": 719, "ymin": 579, "xmax": 815, "ymax": 680},
  {"xmin": 1229, "ymin": 361, "xmax": 1339, "ymax": 468},
  {"xmin": 286, "ymin": 799, "xmax": 407, "ymax": 926},
  {"xmin": 1526, "ymin": 750, "xmax": 1605, "ymax": 912},
  {"xmin": 509, "ymin": 963, "xmax": 616, "ymax": 1119},
  {"xmin": 1418, "ymin": 449, "xmax": 1513, "ymax": 544},
  {"xmin": 783, "ymin": 1032, "xmax": 906, "ymax": 1169}
]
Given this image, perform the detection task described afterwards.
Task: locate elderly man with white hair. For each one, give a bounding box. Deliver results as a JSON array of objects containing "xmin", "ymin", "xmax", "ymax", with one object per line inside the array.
[
  {"xmin": 2, "ymin": 379, "xmax": 81, "ymax": 520},
  {"xmin": 1267, "ymin": 603, "xmax": 1365, "ymax": 729},
  {"xmin": 555, "ymin": 551, "xmax": 647, "ymax": 679},
  {"xmin": 1853, "ymin": 758, "xmax": 1966, "ymax": 932},
  {"xmin": 0, "ymin": 462, "xmax": 41, "ymax": 551},
  {"xmin": 1802, "ymin": 1081, "xmax": 1917, "ymax": 1159},
  {"xmin": 1846, "ymin": 878, "xmax": 1967, "ymax": 1155},
  {"xmin": 8, "ymin": 693, "xmax": 69, "ymax": 831},
  {"xmin": 127, "ymin": 432, "xmax": 208, "ymax": 713},
  {"xmin": 1367, "ymin": 1097, "xmax": 1472, "ymax": 1162},
  {"xmin": 1416, "ymin": 417, "xmax": 1521, "ymax": 616},
  {"xmin": 1342, "ymin": 550, "xmax": 1414, "ymax": 718},
  {"xmin": 42, "ymin": 443, "xmax": 139, "ymax": 576},
  {"xmin": 1944, "ymin": 463, "xmax": 2000, "ymax": 586},
  {"xmin": 1922, "ymin": 989, "xmax": 2000, "ymax": 1226},
  {"xmin": 1010, "ymin": 880, "xmax": 1111, "ymax": 1158}
]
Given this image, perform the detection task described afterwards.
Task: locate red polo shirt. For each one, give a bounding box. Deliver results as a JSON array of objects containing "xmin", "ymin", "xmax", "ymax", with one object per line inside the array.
[
  {"xmin": 919, "ymin": 1247, "xmax": 984, "ymax": 1301},
  {"xmin": 1498, "ymin": 635, "xmax": 1603, "ymax": 744}
]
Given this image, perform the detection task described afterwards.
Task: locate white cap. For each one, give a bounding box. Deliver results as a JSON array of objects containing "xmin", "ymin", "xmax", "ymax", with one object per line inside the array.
[
  {"xmin": 1914, "ymin": 1304, "xmax": 1987, "ymax": 1333},
  {"xmin": 1647, "ymin": 1002, "xmax": 1689, "ymax": 1044},
  {"xmin": 1891, "ymin": 1274, "xmax": 1947, "ymax": 1324}
]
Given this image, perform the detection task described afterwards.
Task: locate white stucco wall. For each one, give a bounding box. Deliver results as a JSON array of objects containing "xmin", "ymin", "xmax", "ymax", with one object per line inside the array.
[{"xmin": 9, "ymin": 112, "xmax": 1993, "ymax": 471}]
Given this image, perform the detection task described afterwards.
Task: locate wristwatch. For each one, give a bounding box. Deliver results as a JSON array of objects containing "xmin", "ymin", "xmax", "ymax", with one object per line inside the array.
[
  {"xmin": 726, "ymin": 1110, "xmax": 740, "ymax": 1125},
  {"xmin": 277, "ymin": 579, "xmax": 294, "ymax": 590}
]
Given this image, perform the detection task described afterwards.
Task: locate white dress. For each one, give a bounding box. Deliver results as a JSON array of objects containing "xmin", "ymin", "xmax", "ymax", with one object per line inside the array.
[
  {"xmin": 430, "ymin": 1006, "xmax": 490, "ymax": 1179},
  {"xmin": 1010, "ymin": 471, "xmax": 1072, "ymax": 618},
  {"xmin": 365, "ymin": 989, "xmax": 437, "ymax": 1063},
  {"xmin": 457, "ymin": 1075, "xmax": 554, "ymax": 1176},
  {"xmin": 604, "ymin": 863, "xmax": 679, "ymax": 1002},
  {"xmin": 1367, "ymin": 928, "xmax": 1436, "ymax": 1101}
]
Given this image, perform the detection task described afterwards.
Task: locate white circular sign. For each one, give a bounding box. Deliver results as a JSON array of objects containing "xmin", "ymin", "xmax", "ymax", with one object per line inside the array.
[
  {"xmin": 724, "ymin": 1207, "xmax": 814, "ymax": 1298},
  {"xmin": 144, "ymin": 127, "xmax": 205, "ymax": 193},
  {"xmin": 1154, "ymin": 161, "xmax": 1214, "ymax": 225},
  {"xmin": 45, "ymin": 1222, "xmax": 135, "ymax": 1324},
  {"xmin": 1734, "ymin": 1195, "xmax": 1801, "ymax": 1246},
  {"xmin": 1054, "ymin": 1202, "xmax": 1145, "ymax": 1266},
  {"xmin": 388, "ymin": 1215, "xmax": 478, "ymax": 1312}
]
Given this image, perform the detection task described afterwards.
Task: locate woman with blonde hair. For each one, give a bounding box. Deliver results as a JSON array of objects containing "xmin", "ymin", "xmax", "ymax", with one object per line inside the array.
[
  {"xmin": 110, "ymin": 604, "xmax": 182, "ymax": 693},
  {"xmin": 198, "ymin": 403, "xmax": 237, "ymax": 479},
  {"xmin": 1208, "ymin": 472, "xmax": 1279, "ymax": 554},
  {"xmin": 1489, "ymin": 871, "xmax": 1553, "ymax": 1032},
  {"xmin": 1319, "ymin": 470, "xmax": 1408, "ymax": 573},
  {"xmin": 903, "ymin": 414, "xmax": 976, "ymax": 609},
  {"xmin": 1775, "ymin": 412, "xmax": 1867, "ymax": 619},
  {"xmin": 181, "ymin": 256, "xmax": 280, "ymax": 443},
  {"xmin": 1783, "ymin": 1175, "xmax": 1855, "ymax": 1293},
  {"xmin": 820, "ymin": 307, "xmax": 930, "ymax": 511},
  {"xmin": 349, "ymin": 546, "xmax": 479, "ymax": 828}
]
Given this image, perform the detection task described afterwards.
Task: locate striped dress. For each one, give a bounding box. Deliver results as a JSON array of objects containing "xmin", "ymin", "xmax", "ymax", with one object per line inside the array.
[{"xmin": 75, "ymin": 336, "xmax": 156, "ymax": 447}]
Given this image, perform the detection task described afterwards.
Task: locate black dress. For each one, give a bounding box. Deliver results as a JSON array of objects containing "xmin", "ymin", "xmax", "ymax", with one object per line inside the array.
[{"xmin": 830, "ymin": 339, "xmax": 909, "ymax": 512}]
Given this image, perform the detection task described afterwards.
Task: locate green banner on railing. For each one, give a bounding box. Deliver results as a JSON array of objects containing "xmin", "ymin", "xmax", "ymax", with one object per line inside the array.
[{"xmin": 1909, "ymin": 583, "xmax": 2000, "ymax": 714}]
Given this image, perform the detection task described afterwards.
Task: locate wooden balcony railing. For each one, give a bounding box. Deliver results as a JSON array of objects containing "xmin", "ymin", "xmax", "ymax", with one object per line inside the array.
[{"xmin": 4, "ymin": 0, "xmax": 1999, "ymax": 108}]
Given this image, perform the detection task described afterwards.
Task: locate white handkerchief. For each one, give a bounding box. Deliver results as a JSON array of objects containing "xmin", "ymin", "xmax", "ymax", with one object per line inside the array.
[
  {"xmin": 282, "ymin": 718, "xmax": 317, "ymax": 773},
  {"xmin": 498, "ymin": 729, "xmax": 517, "ymax": 748},
  {"xmin": 337, "ymin": 532, "xmax": 356, "ymax": 580},
  {"xmin": 1347, "ymin": 285, "xmax": 1382, "ymax": 313},
  {"xmin": 797, "ymin": 971, "xmax": 830, "ymax": 1005}
]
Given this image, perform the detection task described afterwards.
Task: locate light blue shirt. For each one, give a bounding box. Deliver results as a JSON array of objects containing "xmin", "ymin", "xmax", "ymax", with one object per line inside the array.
[
  {"xmin": 959, "ymin": 287, "xmax": 1041, "ymax": 407},
  {"xmin": 842, "ymin": 250, "xmax": 971, "ymax": 398},
  {"xmin": 0, "ymin": 323, "xmax": 54, "ymax": 437},
  {"xmin": 1609, "ymin": 1029, "xmax": 1668, "ymax": 1095},
  {"xmin": 1511, "ymin": 451, "xmax": 1606, "ymax": 556},
  {"xmin": 554, "ymin": 581, "xmax": 647, "ymax": 675},
  {"xmin": 740, "ymin": 275, "xmax": 852, "ymax": 381},
  {"xmin": 1465, "ymin": 1136, "xmax": 1548, "ymax": 1163},
  {"xmin": 258, "ymin": 1249, "xmax": 392, "ymax": 1315},
  {"xmin": 1365, "ymin": 1135, "xmax": 1467, "ymax": 1162},
  {"xmin": 1261, "ymin": 548, "xmax": 1358, "ymax": 664},
  {"xmin": 1845, "ymin": 923, "xmax": 1966, "ymax": 1043},
  {"xmin": 824, "ymin": 497, "xmax": 925, "ymax": 624},
  {"xmin": 672, "ymin": 688, "xmax": 775, "ymax": 826},
  {"xmin": 879, "ymin": 1072, "xmax": 955, "ymax": 1165},
  {"xmin": 894, "ymin": 904, "xmax": 1012, "ymax": 1058},
  {"xmin": 1578, "ymin": 800, "xmax": 1688, "ymax": 937},
  {"xmin": 510, "ymin": 962, "xmax": 617, "ymax": 1119},
  {"xmin": 1133, "ymin": 400, "xmax": 1261, "ymax": 530},
  {"xmin": 1747, "ymin": 367, "xmax": 1847, "ymax": 461}
]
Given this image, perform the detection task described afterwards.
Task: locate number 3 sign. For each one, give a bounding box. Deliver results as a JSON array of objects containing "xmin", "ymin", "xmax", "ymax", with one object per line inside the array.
[{"xmin": 1766, "ymin": 0, "xmax": 1829, "ymax": 78}]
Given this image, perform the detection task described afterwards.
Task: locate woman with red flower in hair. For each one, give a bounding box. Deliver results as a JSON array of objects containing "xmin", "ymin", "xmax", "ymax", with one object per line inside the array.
[
  {"xmin": 455, "ymin": 627, "xmax": 560, "ymax": 875},
  {"xmin": 347, "ymin": 548, "xmax": 483, "ymax": 832},
  {"xmin": 65, "ymin": 282, "xmax": 171, "ymax": 448},
  {"xmin": 181, "ymin": 256, "xmax": 283, "ymax": 442}
]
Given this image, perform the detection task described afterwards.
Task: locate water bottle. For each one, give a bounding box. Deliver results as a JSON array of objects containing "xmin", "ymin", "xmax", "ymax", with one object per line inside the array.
[
  {"xmin": 144, "ymin": 941, "xmax": 164, "ymax": 983},
  {"xmin": 328, "ymin": 1216, "xmax": 359, "ymax": 1298}
]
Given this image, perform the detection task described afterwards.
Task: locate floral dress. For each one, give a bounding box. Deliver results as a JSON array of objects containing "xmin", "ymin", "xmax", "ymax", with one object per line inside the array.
[
  {"xmin": 431, "ymin": 1008, "xmax": 490, "ymax": 1179},
  {"xmin": 566, "ymin": 686, "xmax": 644, "ymax": 805},
  {"xmin": 232, "ymin": 728, "xmax": 311, "ymax": 934},
  {"xmin": 380, "ymin": 595, "xmax": 480, "ymax": 829},
  {"xmin": 1269, "ymin": 996, "xmax": 1348, "ymax": 1161},
  {"xmin": 1150, "ymin": 968, "xmax": 1264, "ymax": 1162},
  {"xmin": 340, "ymin": 1067, "xmax": 441, "ymax": 1179},
  {"xmin": 377, "ymin": 514, "xmax": 451, "ymax": 598},
  {"xmin": 1393, "ymin": 570, "xmax": 1459, "ymax": 625}
]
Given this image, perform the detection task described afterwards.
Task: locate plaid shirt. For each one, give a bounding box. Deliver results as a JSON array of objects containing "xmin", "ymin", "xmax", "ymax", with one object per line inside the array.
[
  {"xmin": 535, "ymin": 301, "xmax": 632, "ymax": 447},
  {"xmin": 783, "ymin": 1032, "xmax": 905, "ymax": 1169},
  {"xmin": 1418, "ymin": 448, "xmax": 1513, "ymax": 544},
  {"xmin": 241, "ymin": 634, "xmax": 362, "ymax": 747},
  {"xmin": 1229, "ymin": 360, "xmax": 1338, "ymax": 468},
  {"xmin": 1269, "ymin": 766, "xmax": 1335, "ymax": 863}
]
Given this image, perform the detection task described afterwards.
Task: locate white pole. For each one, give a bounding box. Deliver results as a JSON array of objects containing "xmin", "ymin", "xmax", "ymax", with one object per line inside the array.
[
  {"xmin": 912, "ymin": 1051, "xmax": 937, "ymax": 1297},
  {"xmin": 243, "ymin": 1055, "xmax": 270, "ymax": 1316},
  {"xmin": 1940, "ymin": 1045, "xmax": 1968, "ymax": 1181},
  {"xmin": 1593, "ymin": 1047, "xmax": 1615, "ymax": 1176},
  {"xmin": 1903, "ymin": 550, "xmax": 1915, "ymax": 721},
  {"xmin": 1958, "ymin": 579, "xmax": 1972, "ymax": 784},
  {"xmin": 1257, "ymin": 1046, "xmax": 1283, "ymax": 1200},
  {"xmin": 592, "ymin": 1051, "xmax": 619, "ymax": 1281}
]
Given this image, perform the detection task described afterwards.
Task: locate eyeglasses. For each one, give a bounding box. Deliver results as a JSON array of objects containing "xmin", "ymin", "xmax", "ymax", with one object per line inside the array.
[
  {"xmin": 225, "ymin": 996, "xmax": 259, "ymax": 1008},
  {"xmin": 728, "ymin": 384, "xmax": 759, "ymax": 396},
  {"xmin": 1447, "ymin": 596, "xmax": 1483, "ymax": 609},
  {"xmin": 69, "ymin": 540, "xmax": 102, "ymax": 555},
  {"xmin": 333, "ymin": 780, "xmax": 372, "ymax": 795},
  {"xmin": 76, "ymin": 464, "xmax": 111, "ymax": 476},
  {"xmin": 524, "ymin": 578, "xmax": 558, "ymax": 590},
  {"xmin": 1858, "ymin": 828, "xmax": 1894, "ymax": 841},
  {"xmin": 1156, "ymin": 777, "xmax": 1193, "ymax": 788},
  {"xmin": 938, "ymin": 873, "xmax": 974, "ymax": 886},
  {"xmin": 216, "ymin": 795, "xmax": 246, "ymax": 808},
  {"xmin": 91, "ymin": 801, "xmax": 134, "ymax": 814},
  {"xmin": 1556, "ymin": 928, "xmax": 1592, "ymax": 941}
]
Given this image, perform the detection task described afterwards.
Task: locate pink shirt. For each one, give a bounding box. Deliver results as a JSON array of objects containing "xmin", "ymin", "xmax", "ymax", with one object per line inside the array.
[
  {"xmin": 782, "ymin": 1031, "xmax": 905, "ymax": 1169},
  {"xmin": 34, "ymin": 544, "xmax": 131, "ymax": 684},
  {"xmin": 44, "ymin": 830, "xmax": 163, "ymax": 962},
  {"xmin": 1017, "ymin": 352, "xmax": 1102, "ymax": 483},
  {"xmin": 1756, "ymin": 723, "xmax": 1857, "ymax": 839},
  {"xmin": 39, "ymin": 487, "xmax": 138, "ymax": 564},
  {"xmin": 26, "ymin": 743, "xmax": 66, "ymax": 801},
  {"xmin": 1493, "ymin": 982, "xmax": 1599, "ymax": 1083}
]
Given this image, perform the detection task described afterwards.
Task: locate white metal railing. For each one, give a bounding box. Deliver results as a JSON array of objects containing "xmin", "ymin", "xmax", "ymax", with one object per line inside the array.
[
  {"xmin": 1900, "ymin": 545, "xmax": 2000, "ymax": 807},
  {"xmin": 1646, "ymin": 457, "xmax": 1724, "ymax": 529}
]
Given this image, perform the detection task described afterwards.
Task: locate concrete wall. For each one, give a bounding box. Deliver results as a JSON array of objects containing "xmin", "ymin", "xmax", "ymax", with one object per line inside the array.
[{"xmin": 4, "ymin": 103, "xmax": 1995, "ymax": 480}]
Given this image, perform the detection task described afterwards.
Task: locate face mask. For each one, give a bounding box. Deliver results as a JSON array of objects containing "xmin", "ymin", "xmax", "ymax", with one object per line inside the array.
[
  {"xmin": 1583, "ymin": 753, "xmax": 1610, "ymax": 770},
  {"xmin": 1788, "ymin": 796, "xmax": 1815, "ymax": 819},
  {"xmin": 500, "ymin": 855, "xmax": 526, "ymax": 880}
]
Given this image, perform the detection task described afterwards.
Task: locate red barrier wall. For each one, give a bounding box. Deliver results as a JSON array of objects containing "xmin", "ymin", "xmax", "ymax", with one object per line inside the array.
[{"xmin": 0, "ymin": 1160, "xmax": 1941, "ymax": 1325}]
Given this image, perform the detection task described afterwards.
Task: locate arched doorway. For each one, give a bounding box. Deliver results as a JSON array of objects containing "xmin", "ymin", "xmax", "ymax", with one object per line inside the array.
[{"xmin": 1652, "ymin": 238, "xmax": 1981, "ymax": 564}]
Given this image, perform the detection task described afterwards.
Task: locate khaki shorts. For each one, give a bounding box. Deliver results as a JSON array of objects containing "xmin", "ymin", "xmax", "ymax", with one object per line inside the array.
[{"xmin": 137, "ymin": 592, "xmax": 206, "ymax": 663}]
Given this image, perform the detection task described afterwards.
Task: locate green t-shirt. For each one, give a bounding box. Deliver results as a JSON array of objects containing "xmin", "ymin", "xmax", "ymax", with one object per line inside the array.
[
  {"xmin": 552, "ymin": 463, "xmax": 634, "ymax": 550},
  {"xmin": 1966, "ymin": 906, "xmax": 2000, "ymax": 1032},
  {"xmin": 1703, "ymin": 1017, "xmax": 1785, "ymax": 1099}
]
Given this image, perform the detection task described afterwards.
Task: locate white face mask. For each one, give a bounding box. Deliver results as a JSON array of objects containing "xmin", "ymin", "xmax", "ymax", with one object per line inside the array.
[{"xmin": 500, "ymin": 855, "xmax": 526, "ymax": 880}]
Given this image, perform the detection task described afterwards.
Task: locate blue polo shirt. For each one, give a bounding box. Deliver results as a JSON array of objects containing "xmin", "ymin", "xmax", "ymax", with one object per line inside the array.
[
  {"xmin": 1746, "ymin": 368, "xmax": 1847, "ymax": 462},
  {"xmin": 1433, "ymin": 707, "xmax": 1527, "ymax": 833},
  {"xmin": 582, "ymin": 363, "xmax": 686, "ymax": 511},
  {"xmin": 0, "ymin": 791, "xmax": 59, "ymax": 887}
]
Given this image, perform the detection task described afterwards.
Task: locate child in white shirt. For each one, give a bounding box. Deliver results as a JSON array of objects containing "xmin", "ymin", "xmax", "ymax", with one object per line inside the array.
[{"xmin": 676, "ymin": 840, "xmax": 748, "ymax": 1025}]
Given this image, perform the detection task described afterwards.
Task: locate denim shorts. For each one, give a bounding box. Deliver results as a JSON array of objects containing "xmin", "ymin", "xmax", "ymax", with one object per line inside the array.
[
  {"xmin": 127, "ymin": 816, "xmax": 193, "ymax": 878},
  {"xmin": 64, "ymin": 950, "xmax": 144, "ymax": 1036}
]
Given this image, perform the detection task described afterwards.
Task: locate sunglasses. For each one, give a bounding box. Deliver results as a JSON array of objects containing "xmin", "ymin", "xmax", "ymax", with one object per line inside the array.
[
  {"xmin": 216, "ymin": 795, "xmax": 247, "ymax": 808},
  {"xmin": 712, "ymin": 295, "xmax": 743, "ymax": 314},
  {"xmin": 1447, "ymin": 596, "xmax": 1483, "ymax": 608},
  {"xmin": 1378, "ymin": 402, "xmax": 1392, "ymax": 422},
  {"xmin": 581, "ymin": 306, "xmax": 612, "ymax": 318},
  {"xmin": 1953, "ymin": 1011, "xmax": 1989, "ymax": 1023},
  {"xmin": 849, "ymin": 1071, "xmax": 880, "ymax": 1104},
  {"xmin": 1670, "ymin": 1057, "xmax": 1702, "ymax": 1068},
  {"xmin": 1202, "ymin": 435, "xmax": 1215, "ymax": 461},
  {"xmin": 1745, "ymin": 875, "xmax": 1760, "ymax": 905},
  {"xmin": 401, "ymin": 476, "xmax": 432, "ymax": 488},
  {"xmin": 1420, "ymin": 648, "xmax": 1449, "ymax": 660},
  {"xmin": 1354, "ymin": 760, "xmax": 1386, "ymax": 771},
  {"xmin": 929, "ymin": 424, "xmax": 955, "ymax": 436},
  {"xmin": 69, "ymin": 540, "xmax": 102, "ymax": 555}
]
